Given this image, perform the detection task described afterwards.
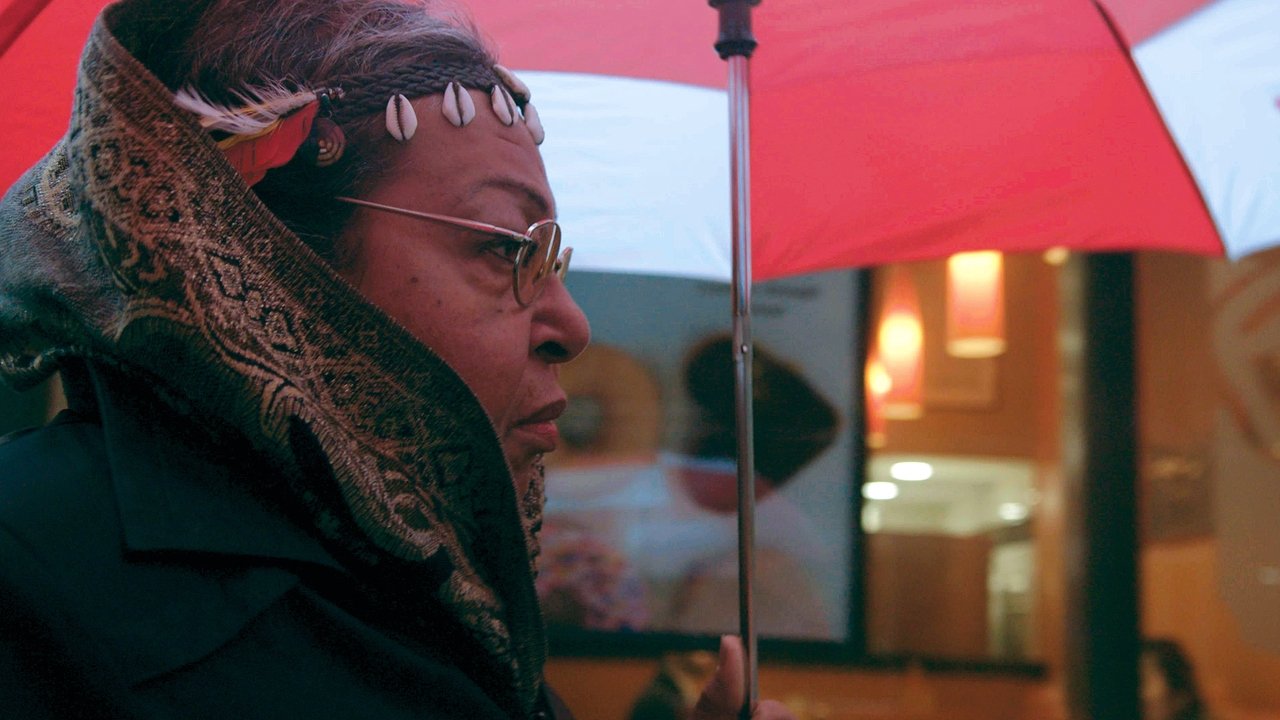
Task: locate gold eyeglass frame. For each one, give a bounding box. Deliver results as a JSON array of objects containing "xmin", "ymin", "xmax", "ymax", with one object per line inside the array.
[{"xmin": 334, "ymin": 195, "xmax": 572, "ymax": 307}]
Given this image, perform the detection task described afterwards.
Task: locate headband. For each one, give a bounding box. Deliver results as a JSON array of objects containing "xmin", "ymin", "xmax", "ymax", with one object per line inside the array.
[{"xmin": 174, "ymin": 63, "xmax": 543, "ymax": 187}]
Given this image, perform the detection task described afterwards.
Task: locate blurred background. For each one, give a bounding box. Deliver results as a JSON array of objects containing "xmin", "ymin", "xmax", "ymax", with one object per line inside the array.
[{"xmin": 10, "ymin": 248, "xmax": 1278, "ymax": 719}]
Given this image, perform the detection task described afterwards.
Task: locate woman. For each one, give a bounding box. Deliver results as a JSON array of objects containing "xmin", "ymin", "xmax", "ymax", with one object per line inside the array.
[{"xmin": 0, "ymin": 1, "xmax": 790, "ymax": 718}]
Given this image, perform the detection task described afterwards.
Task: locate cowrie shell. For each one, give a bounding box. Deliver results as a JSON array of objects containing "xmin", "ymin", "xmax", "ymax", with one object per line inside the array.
[
  {"xmin": 491, "ymin": 85, "xmax": 517, "ymax": 126},
  {"xmin": 493, "ymin": 65, "xmax": 531, "ymax": 105},
  {"xmin": 442, "ymin": 82, "xmax": 477, "ymax": 128},
  {"xmin": 385, "ymin": 94, "xmax": 417, "ymax": 142},
  {"xmin": 523, "ymin": 102, "xmax": 545, "ymax": 145},
  {"xmin": 458, "ymin": 85, "xmax": 477, "ymax": 125}
]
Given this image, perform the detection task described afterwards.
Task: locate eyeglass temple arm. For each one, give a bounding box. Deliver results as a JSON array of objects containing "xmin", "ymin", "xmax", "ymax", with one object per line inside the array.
[{"xmin": 333, "ymin": 196, "xmax": 531, "ymax": 241}]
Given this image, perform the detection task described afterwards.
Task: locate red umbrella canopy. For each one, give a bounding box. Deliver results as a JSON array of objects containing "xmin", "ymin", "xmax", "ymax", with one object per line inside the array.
[
  {"xmin": 6, "ymin": 1, "xmax": 1279, "ymax": 280},
  {"xmin": 0, "ymin": 0, "xmax": 103, "ymax": 187},
  {"xmin": 474, "ymin": 0, "xmax": 1280, "ymax": 280},
  {"xmin": 746, "ymin": 0, "xmax": 1224, "ymax": 275}
]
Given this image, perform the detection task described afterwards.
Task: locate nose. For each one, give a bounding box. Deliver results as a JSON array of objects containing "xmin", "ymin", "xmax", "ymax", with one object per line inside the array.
[{"xmin": 531, "ymin": 273, "xmax": 590, "ymax": 363}]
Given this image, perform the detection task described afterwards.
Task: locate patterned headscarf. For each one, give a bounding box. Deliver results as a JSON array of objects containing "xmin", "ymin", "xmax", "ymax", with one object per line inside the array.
[{"xmin": 0, "ymin": 1, "xmax": 546, "ymax": 714}]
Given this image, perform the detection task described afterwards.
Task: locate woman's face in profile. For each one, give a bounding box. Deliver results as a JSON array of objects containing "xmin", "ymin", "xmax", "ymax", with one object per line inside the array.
[{"xmin": 338, "ymin": 90, "xmax": 590, "ymax": 490}]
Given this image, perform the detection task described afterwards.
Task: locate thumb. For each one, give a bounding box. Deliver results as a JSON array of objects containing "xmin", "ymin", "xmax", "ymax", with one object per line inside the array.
[{"xmin": 690, "ymin": 635, "xmax": 747, "ymax": 720}]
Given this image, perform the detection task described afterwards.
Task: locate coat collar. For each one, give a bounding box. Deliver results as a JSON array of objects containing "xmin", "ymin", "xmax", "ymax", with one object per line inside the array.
[{"xmin": 87, "ymin": 362, "xmax": 344, "ymax": 573}]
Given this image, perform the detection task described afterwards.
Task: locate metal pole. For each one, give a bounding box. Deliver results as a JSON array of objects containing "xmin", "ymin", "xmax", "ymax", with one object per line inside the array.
[
  {"xmin": 1064, "ymin": 254, "xmax": 1140, "ymax": 720},
  {"xmin": 708, "ymin": 2, "xmax": 760, "ymax": 717},
  {"xmin": 728, "ymin": 52, "xmax": 757, "ymax": 719}
]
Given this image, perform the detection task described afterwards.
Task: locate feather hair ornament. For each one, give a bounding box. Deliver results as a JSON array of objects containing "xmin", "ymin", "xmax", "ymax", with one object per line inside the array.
[
  {"xmin": 174, "ymin": 83, "xmax": 342, "ymax": 187},
  {"xmin": 174, "ymin": 82, "xmax": 323, "ymax": 135},
  {"xmin": 219, "ymin": 102, "xmax": 320, "ymax": 186}
]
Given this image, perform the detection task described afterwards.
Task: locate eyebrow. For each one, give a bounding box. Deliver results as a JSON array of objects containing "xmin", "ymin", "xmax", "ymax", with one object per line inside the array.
[{"xmin": 465, "ymin": 177, "xmax": 553, "ymax": 219}]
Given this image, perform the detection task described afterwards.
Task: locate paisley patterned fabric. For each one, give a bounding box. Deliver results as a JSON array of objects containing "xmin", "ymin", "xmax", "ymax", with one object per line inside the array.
[{"xmin": 0, "ymin": 2, "xmax": 545, "ymax": 715}]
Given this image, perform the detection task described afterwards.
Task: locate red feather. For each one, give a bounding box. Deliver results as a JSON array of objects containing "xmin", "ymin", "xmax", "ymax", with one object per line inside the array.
[{"xmin": 222, "ymin": 101, "xmax": 320, "ymax": 186}]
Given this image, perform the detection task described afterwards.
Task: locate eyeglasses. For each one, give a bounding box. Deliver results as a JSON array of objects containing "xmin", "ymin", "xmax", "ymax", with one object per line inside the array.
[{"xmin": 334, "ymin": 196, "xmax": 572, "ymax": 307}]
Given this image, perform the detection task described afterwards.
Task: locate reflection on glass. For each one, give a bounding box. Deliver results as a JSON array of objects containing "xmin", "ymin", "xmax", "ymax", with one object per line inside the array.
[
  {"xmin": 540, "ymin": 271, "xmax": 858, "ymax": 643},
  {"xmin": 863, "ymin": 454, "xmax": 1037, "ymax": 659}
]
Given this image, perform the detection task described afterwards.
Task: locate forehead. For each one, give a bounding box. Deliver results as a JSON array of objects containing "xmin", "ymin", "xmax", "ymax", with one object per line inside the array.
[
  {"xmin": 457, "ymin": 176, "xmax": 553, "ymax": 219},
  {"xmin": 374, "ymin": 92, "xmax": 554, "ymax": 220}
]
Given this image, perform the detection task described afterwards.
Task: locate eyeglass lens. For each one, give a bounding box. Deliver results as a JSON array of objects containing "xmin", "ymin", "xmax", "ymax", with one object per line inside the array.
[{"xmin": 515, "ymin": 220, "xmax": 562, "ymax": 305}]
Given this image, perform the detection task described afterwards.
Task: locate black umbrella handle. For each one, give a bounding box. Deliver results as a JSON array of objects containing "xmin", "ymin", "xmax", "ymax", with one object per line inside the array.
[{"xmin": 710, "ymin": 0, "xmax": 761, "ymax": 59}]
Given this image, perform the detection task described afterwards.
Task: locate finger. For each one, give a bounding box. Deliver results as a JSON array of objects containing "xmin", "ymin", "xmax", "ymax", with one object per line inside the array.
[
  {"xmin": 690, "ymin": 635, "xmax": 746, "ymax": 719},
  {"xmin": 752, "ymin": 699, "xmax": 797, "ymax": 720}
]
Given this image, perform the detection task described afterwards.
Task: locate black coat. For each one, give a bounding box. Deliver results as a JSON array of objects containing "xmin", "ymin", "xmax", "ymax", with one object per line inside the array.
[{"xmin": 0, "ymin": 367, "xmax": 561, "ymax": 719}]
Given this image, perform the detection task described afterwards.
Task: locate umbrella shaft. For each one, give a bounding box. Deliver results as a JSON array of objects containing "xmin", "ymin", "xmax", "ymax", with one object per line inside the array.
[{"xmin": 727, "ymin": 52, "xmax": 759, "ymax": 719}]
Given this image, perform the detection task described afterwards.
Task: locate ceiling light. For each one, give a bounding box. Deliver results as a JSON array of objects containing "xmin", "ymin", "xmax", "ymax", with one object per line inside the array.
[
  {"xmin": 1042, "ymin": 246, "xmax": 1070, "ymax": 266},
  {"xmin": 862, "ymin": 505, "xmax": 883, "ymax": 533},
  {"xmin": 998, "ymin": 502, "xmax": 1029, "ymax": 522},
  {"xmin": 946, "ymin": 250, "xmax": 1006, "ymax": 359},
  {"xmin": 876, "ymin": 266, "xmax": 924, "ymax": 420},
  {"xmin": 863, "ymin": 481, "xmax": 899, "ymax": 501},
  {"xmin": 889, "ymin": 461, "xmax": 933, "ymax": 481}
]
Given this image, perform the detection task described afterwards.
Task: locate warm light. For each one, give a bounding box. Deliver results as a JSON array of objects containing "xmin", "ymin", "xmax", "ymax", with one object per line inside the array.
[
  {"xmin": 946, "ymin": 251, "xmax": 1005, "ymax": 358},
  {"xmin": 864, "ymin": 355, "xmax": 890, "ymax": 448},
  {"xmin": 862, "ymin": 505, "xmax": 883, "ymax": 533},
  {"xmin": 890, "ymin": 461, "xmax": 933, "ymax": 481},
  {"xmin": 998, "ymin": 502, "xmax": 1029, "ymax": 522},
  {"xmin": 863, "ymin": 481, "xmax": 900, "ymax": 501},
  {"xmin": 1042, "ymin": 246, "xmax": 1070, "ymax": 266},
  {"xmin": 877, "ymin": 266, "xmax": 924, "ymax": 419}
]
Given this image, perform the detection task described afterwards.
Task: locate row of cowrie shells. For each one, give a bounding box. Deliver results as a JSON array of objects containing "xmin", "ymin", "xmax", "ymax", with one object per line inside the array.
[
  {"xmin": 493, "ymin": 65, "xmax": 530, "ymax": 105},
  {"xmin": 382, "ymin": 67, "xmax": 544, "ymax": 145}
]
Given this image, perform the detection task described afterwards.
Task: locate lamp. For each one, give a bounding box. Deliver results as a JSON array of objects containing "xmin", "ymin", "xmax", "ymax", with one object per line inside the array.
[
  {"xmin": 876, "ymin": 265, "xmax": 924, "ymax": 419},
  {"xmin": 946, "ymin": 250, "xmax": 1006, "ymax": 358},
  {"xmin": 864, "ymin": 353, "xmax": 889, "ymax": 448}
]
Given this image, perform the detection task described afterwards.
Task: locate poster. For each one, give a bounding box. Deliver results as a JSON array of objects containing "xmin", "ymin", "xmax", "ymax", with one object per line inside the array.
[{"xmin": 539, "ymin": 270, "xmax": 860, "ymax": 642}]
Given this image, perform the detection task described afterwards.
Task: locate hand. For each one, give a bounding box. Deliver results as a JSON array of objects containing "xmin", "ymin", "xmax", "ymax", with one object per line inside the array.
[{"xmin": 689, "ymin": 636, "xmax": 795, "ymax": 720}]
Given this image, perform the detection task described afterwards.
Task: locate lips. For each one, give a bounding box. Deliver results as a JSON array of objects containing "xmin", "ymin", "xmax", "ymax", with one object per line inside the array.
[{"xmin": 510, "ymin": 397, "xmax": 567, "ymax": 453}]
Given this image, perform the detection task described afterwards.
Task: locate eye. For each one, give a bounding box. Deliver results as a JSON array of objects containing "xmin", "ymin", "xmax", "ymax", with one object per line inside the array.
[{"xmin": 482, "ymin": 235, "xmax": 527, "ymax": 264}]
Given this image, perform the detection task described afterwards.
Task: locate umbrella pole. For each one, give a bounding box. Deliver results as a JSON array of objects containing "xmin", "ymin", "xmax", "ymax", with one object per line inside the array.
[
  {"xmin": 729, "ymin": 50, "xmax": 757, "ymax": 717},
  {"xmin": 709, "ymin": 2, "xmax": 760, "ymax": 717}
]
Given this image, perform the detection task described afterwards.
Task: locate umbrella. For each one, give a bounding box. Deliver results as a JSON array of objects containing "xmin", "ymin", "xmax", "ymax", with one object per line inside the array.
[
  {"xmin": 0, "ymin": 0, "xmax": 102, "ymax": 187},
  {"xmin": 11, "ymin": 2, "xmax": 1279, "ymax": 272},
  {"xmin": 467, "ymin": 0, "xmax": 1280, "ymax": 282}
]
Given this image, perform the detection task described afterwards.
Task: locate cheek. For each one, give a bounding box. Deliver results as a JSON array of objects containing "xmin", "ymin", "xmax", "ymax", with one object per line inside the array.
[
  {"xmin": 391, "ymin": 290, "xmax": 530, "ymax": 429},
  {"xmin": 446, "ymin": 328, "xmax": 532, "ymax": 432},
  {"xmin": 342, "ymin": 241, "xmax": 533, "ymax": 428},
  {"xmin": 341, "ymin": 238, "xmax": 436, "ymax": 313}
]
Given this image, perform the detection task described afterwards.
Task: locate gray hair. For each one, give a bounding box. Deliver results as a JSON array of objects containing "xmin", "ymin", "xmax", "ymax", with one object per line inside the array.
[{"xmin": 164, "ymin": 0, "xmax": 498, "ymax": 262}]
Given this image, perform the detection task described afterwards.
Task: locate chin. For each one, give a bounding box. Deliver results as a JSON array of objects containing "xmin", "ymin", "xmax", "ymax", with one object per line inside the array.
[{"xmin": 506, "ymin": 451, "xmax": 543, "ymax": 493}]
